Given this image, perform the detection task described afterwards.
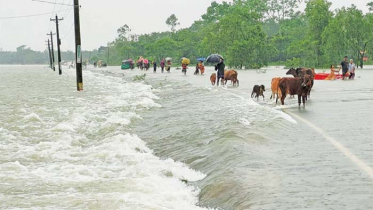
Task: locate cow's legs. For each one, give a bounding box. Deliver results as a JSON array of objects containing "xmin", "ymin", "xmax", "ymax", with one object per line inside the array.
[
  {"xmin": 298, "ymin": 95, "xmax": 301, "ymax": 106},
  {"xmin": 302, "ymin": 95, "xmax": 306, "ymax": 107},
  {"xmin": 281, "ymin": 95, "xmax": 285, "ymax": 105}
]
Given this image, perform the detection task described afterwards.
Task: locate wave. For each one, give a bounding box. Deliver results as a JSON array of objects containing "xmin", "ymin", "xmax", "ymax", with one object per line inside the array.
[{"xmin": 0, "ymin": 68, "xmax": 211, "ymax": 209}]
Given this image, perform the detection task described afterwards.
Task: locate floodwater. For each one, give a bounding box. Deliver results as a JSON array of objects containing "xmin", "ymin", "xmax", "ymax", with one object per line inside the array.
[{"xmin": 1, "ymin": 65, "xmax": 372, "ymax": 210}]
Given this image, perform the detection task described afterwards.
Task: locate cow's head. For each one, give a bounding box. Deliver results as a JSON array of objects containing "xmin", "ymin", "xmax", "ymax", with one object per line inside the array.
[
  {"xmin": 260, "ymin": 85, "xmax": 266, "ymax": 91},
  {"xmin": 301, "ymin": 75, "xmax": 312, "ymax": 88},
  {"xmin": 286, "ymin": 68, "xmax": 297, "ymax": 77}
]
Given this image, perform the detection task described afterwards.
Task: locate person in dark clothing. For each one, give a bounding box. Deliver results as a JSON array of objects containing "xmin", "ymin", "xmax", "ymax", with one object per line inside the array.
[
  {"xmin": 194, "ymin": 63, "xmax": 200, "ymax": 75},
  {"xmin": 153, "ymin": 61, "xmax": 157, "ymax": 73},
  {"xmin": 215, "ymin": 59, "xmax": 225, "ymax": 86},
  {"xmin": 339, "ymin": 56, "xmax": 349, "ymax": 80},
  {"xmin": 160, "ymin": 60, "xmax": 165, "ymax": 73}
]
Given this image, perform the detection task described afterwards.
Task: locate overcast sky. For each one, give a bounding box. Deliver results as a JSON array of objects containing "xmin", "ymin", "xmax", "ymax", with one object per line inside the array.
[{"xmin": 0, "ymin": 0, "xmax": 370, "ymax": 52}]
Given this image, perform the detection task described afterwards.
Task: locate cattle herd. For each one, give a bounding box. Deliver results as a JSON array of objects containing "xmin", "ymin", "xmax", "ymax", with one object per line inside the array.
[{"xmin": 210, "ymin": 68, "xmax": 315, "ymax": 107}]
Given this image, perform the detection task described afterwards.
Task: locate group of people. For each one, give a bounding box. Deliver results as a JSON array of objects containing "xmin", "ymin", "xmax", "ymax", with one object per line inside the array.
[
  {"xmin": 135, "ymin": 56, "xmax": 226, "ymax": 86},
  {"xmin": 194, "ymin": 61, "xmax": 205, "ymax": 75},
  {"xmin": 326, "ymin": 56, "xmax": 356, "ymax": 80},
  {"xmin": 153, "ymin": 59, "xmax": 171, "ymax": 73}
]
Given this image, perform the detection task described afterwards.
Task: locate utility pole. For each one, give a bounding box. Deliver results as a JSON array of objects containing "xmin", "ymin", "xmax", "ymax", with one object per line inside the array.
[
  {"xmin": 51, "ymin": 15, "xmax": 63, "ymax": 75},
  {"xmin": 74, "ymin": 0, "xmax": 83, "ymax": 91},
  {"xmin": 46, "ymin": 40, "xmax": 52, "ymax": 69},
  {"xmin": 48, "ymin": 31, "xmax": 56, "ymax": 71}
]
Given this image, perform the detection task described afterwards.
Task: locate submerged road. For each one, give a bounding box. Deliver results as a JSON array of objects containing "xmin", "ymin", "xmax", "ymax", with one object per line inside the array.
[{"xmin": 102, "ymin": 66, "xmax": 373, "ymax": 210}]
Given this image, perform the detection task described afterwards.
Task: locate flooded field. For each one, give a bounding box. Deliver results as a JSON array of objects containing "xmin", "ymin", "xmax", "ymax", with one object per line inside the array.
[{"xmin": 1, "ymin": 65, "xmax": 372, "ymax": 210}]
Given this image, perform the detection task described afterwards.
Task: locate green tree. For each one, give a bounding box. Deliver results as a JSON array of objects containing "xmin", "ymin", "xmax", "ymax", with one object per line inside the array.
[
  {"xmin": 166, "ymin": 14, "xmax": 180, "ymax": 32},
  {"xmin": 305, "ymin": 0, "xmax": 332, "ymax": 67},
  {"xmin": 117, "ymin": 24, "xmax": 131, "ymax": 41}
]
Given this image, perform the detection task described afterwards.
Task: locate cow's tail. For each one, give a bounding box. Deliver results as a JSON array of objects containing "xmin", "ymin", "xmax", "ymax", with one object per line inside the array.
[
  {"xmin": 251, "ymin": 91, "xmax": 254, "ymax": 98},
  {"xmin": 276, "ymin": 85, "xmax": 280, "ymax": 104}
]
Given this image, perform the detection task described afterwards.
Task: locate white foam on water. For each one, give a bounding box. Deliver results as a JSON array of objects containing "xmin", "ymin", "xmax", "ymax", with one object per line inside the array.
[
  {"xmin": 23, "ymin": 112, "xmax": 42, "ymax": 122},
  {"xmin": 239, "ymin": 118, "xmax": 251, "ymax": 127},
  {"xmin": 224, "ymin": 89, "xmax": 297, "ymax": 124},
  {"xmin": 52, "ymin": 122, "xmax": 76, "ymax": 132},
  {"xmin": 0, "ymin": 68, "xmax": 211, "ymax": 210}
]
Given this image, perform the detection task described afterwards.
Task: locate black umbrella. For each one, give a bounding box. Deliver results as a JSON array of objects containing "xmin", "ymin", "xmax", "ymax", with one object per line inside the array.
[{"xmin": 206, "ymin": 54, "xmax": 224, "ymax": 64}]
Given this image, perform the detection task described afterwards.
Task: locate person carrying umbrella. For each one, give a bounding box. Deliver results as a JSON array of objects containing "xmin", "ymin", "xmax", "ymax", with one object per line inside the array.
[
  {"xmin": 215, "ymin": 58, "xmax": 225, "ymax": 86},
  {"xmin": 181, "ymin": 58, "xmax": 190, "ymax": 75}
]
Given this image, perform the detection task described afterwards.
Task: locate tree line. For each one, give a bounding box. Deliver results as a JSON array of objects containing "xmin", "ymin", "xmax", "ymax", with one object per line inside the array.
[
  {"xmin": 0, "ymin": 45, "xmax": 96, "ymax": 65},
  {"xmin": 93, "ymin": 0, "xmax": 373, "ymax": 69},
  {"xmin": 2, "ymin": 0, "xmax": 373, "ymax": 69}
]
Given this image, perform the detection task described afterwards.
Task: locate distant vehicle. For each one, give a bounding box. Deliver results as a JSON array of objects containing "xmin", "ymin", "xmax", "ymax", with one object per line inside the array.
[
  {"xmin": 121, "ymin": 59, "xmax": 134, "ymax": 70},
  {"xmin": 97, "ymin": 60, "xmax": 107, "ymax": 68}
]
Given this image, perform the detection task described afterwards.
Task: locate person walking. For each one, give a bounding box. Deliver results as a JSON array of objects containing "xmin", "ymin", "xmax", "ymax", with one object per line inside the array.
[
  {"xmin": 194, "ymin": 63, "xmax": 199, "ymax": 75},
  {"xmin": 166, "ymin": 60, "xmax": 172, "ymax": 73},
  {"xmin": 338, "ymin": 56, "xmax": 349, "ymax": 80},
  {"xmin": 215, "ymin": 59, "xmax": 225, "ymax": 86},
  {"xmin": 198, "ymin": 61, "xmax": 205, "ymax": 75},
  {"xmin": 160, "ymin": 59, "xmax": 165, "ymax": 73},
  {"xmin": 153, "ymin": 61, "xmax": 157, "ymax": 73},
  {"xmin": 349, "ymin": 59, "xmax": 356, "ymax": 79}
]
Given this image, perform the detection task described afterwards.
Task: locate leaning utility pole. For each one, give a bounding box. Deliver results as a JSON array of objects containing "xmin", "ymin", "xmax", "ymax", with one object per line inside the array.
[
  {"xmin": 48, "ymin": 31, "xmax": 56, "ymax": 71},
  {"xmin": 46, "ymin": 39, "xmax": 52, "ymax": 69},
  {"xmin": 74, "ymin": 0, "xmax": 83, "ymax": 91},
  {"xmin": 51, "ymin": 15, "xmax": 63, "ymax": 75}
]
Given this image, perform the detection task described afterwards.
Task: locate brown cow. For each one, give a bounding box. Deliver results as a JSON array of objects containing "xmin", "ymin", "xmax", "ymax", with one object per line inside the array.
[
  {"xmin": 276, "ymin": 75, "xmax": 312, "ymax": 107},
  {"xmin": 224, "ymin": 70, "xmax": 239, "ymax": 87},
  {"xmin": 270, "ymin": 77, "xmax": 293, "ymax": 100},
  {"xmin": 286, "ymin": 67, "xmax": 315, "ymax": 98},
  {"xmin": 210, "ymin": 73, "xmax": 216, "ymax": 85},
  {"xmin": 270, "ymin": 77, "xmax": 282, "ymax": 100}
]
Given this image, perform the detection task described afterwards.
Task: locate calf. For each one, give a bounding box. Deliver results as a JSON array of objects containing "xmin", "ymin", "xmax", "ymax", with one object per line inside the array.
[
  {"xmin": 224, "ymin": 70, "xmax": 240, "ymax": 87},
  {"xmin": 276, "ymin": 75, "xmax": 312, "ymax": 107},
  {"xmin": 210, "ymin": 73, "xmax": 216, "ymax": 85},
  {"xmin": 251, "ymin": 85, "xmax": 265, "ymax": 100}
]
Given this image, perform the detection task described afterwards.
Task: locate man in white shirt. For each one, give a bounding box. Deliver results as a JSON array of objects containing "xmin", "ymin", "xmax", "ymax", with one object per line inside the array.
[{"xmin": 348, "ymin": 59, "xmax": 356, "ymax": 79}]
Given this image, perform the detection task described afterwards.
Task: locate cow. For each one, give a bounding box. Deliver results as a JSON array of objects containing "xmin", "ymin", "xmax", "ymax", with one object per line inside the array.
[
  {"xmin": 210, "ymin": 73, "xmax": 216, "ymax": 85},
  {"xmin": 276, "ymin": 75, "xmax": 312, "ymax": 107},
  {"xmin": 224, "ymin": 70, "xmax": 239, "ymax": 87},
  {"xmin": 286, "ymin": 67, "xmax": 315, "ymax": 98},
  {"xmin": 251, "ymin": 85, "xmax": 265, "ymax": 100},
  {"xmin": 270, "ymin": 77, "xmax": 282, "ymax": 100}
]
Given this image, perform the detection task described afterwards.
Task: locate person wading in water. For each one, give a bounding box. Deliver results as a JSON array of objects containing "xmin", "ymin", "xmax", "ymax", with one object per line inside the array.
[
  {"xmin": 349, "ymin": 59, "xmax": 356, "ymax": 79},
  {"xmin": 215, "ymin": 59, "xmax": 225, "ymax": 86},
  {"xmin": 153, "ymin": 60, "xmax": 157, "ymax": 73},
  {"xmin": 160, "ymin": 59, "xmax": 165, "ymax": 73},
  {"xmin": 339, "ymin": 56, "xmax": 349, "ymax": 80}
]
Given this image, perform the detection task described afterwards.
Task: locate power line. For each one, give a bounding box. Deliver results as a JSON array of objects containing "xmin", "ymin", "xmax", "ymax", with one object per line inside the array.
[
  {"xmin": 0, "ymin": 9, "xmax": 70, "ymax": 20},
  {"xmin": 61, "ymin": 22, "xmax": 74, "ymax": 39},
  {"xmin": 48, "ymin": 0, "xmax": 58, "ymax": 32},
  {"xmin": 31, "ymin": 0, "xmax": 74, "ymax": 6},
  {"xmin": 57, "ymin": 0, "xmax": 66, "ymax": 13}
]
